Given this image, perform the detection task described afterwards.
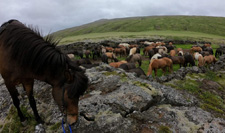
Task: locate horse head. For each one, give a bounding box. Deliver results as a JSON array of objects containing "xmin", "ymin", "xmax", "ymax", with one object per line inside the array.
[
  {"xmin": 126, "ymin": 54, "xmax": 133, "ymax": 62},
  {"xmin": 52, "ymin": 62, "xmax": 88, "ymax": 125}
]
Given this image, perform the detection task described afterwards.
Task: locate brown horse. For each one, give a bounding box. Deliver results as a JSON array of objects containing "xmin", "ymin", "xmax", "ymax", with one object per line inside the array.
[
  {"xmin": 84, "ymin": 49, "xmax": 91, "ymax": 58},
  {"xmin": 105, "ymin": 47, "xmax": 114, "ymax": 52},
  {"xmin": 105, "ymin": 52, "xmax": 118, "ymax": 62},
  {"xmin": 170, "ymin": 56, "xmax": 185, "ymax": 68},
  {"xmin": 114, "ymin": 47, "xmax": 126, "ymax": 57},
  {"xmin": 143, "ymin": 45, "xmax": 155, "ymax": 56},
  {"xmin": 147, "ymin": 57, "xmax": 173, "ymax": 77},
  {"xmin": 191, "ymin": 46, "xmax": 202, "ymax": 53},
  {"xmin": 176, "ymin": 48, "xmax": 183, "ymax": 53},
  {"xmin": 204, "ymin": 55, "xmax": 217, "ymax": 67},
  {"xmin": 0, "ymin": 20, "xmax": 88, "ymax": 125},
  {"xmin": 109, "ymin": 60, "xmax": 127, "ymax": 68},
  {"xmin": 170, "ymin": 50, "xmax": 176, "ymax": 56}
]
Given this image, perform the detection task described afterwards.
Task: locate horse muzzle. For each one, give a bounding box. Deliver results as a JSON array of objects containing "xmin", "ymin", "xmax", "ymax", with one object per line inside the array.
[{"xmin": 66, "ymin": 114, "xmax": 80, "ymax": 127}]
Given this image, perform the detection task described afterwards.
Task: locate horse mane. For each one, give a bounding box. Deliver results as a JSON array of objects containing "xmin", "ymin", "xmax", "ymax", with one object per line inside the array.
[
  {"xmin": 67, "ymin": 61, "xmax": 88, "ymax": 99},
  {"xmin": 0, "ymin": 20, "xmax": 67, "ymax": 76}
]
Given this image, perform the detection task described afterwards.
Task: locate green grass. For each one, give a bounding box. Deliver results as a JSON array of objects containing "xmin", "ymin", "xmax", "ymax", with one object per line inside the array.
[
  {"xmin": 158, "ymin": 125, "xmax": 172, "ymax": 133},
  {"xmin": 164, "ymin": 72, "xmax": 225, "ymax": 118},
  {"xmin": 1, "ymin": 106, "xmax": 37, "ymax": 133},
  {"xmin": 57, "ymin": 31, "xmax": 225, "ymax": 45},
  {"xmin": 51, "ymin": 16, "xmax": 225, "ymax": 45},
  {"xmin": 53, "ymin": 16, "xmax": 225, "ymax": 37}
]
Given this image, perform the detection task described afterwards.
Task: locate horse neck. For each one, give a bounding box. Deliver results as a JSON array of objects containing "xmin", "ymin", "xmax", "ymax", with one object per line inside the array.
[{"xmin": 35, "ymin": 70, "xmax": 65, "ymax": 87}]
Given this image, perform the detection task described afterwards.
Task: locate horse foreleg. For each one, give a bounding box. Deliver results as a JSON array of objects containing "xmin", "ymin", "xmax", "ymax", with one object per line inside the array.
[
  {"xmin": 5, "ymin": 81, "xmax": 26, "ymax": 122},
  {"xmin": 170, "ymin": 65, "xmax": 173, "ymax": 73},
  {"xmin": 154, "ymin": 69, "xmax": 157, "ymax": 77},
  {"xmin": 162, "ymin": 68, "xmax": 166, "ymax": 75},
  {"xmin": 22, "ymin": 79, "xmax": 43, "ymax": 124}
]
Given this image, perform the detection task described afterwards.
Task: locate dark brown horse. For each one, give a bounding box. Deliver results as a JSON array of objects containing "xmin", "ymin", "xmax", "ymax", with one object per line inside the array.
[
  {"xmin": 126, "ymin": 53, "xmax": 142, "ymax": 67},
  {"xmin": 0, "ymin": 20, "xmax": 88, "ymax": 125},
  {"xmin": 170, "ymin": 56, "xmax": 185, "ymax": 68}
]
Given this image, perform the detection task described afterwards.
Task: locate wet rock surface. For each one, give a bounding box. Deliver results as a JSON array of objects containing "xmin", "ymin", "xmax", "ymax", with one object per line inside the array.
[{"xmin": 0, "ymin": 57, "xmax": 225, "ymax": 132}]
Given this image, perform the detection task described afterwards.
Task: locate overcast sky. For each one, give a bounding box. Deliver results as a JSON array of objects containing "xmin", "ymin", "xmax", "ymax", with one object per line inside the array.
[{"xmin": 1, "ymin": 0, "xmax": 224, "ymax": 35}]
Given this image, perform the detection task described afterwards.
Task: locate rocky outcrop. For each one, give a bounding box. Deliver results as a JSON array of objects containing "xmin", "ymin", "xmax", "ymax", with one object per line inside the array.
[
  {"xmin": 57, "ymin": 38, "xmax": 211, "ymax": 54},
  {"xmin": 0, "ymin": 58, "xmax": 225, "ymax": 132}
]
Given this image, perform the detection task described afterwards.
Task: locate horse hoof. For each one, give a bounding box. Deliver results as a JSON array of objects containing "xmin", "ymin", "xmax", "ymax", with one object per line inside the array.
[{"xmin": 37, "ymin": 118, "xmax": 44, "ymax": 124}]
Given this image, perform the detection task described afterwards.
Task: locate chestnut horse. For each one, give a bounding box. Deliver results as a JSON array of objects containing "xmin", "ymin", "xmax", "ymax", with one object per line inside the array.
[
  {"xmin": 0, "ymin": 20, "xmax": 88, "ymax": 125},
  {"xmin": 170, "ymin": 50, "xmax": 176, "ymax": 56},
  {"xmin": 109, "ymin": 60, "xmax": 127, "ymax": 68},
  {"xmin": 147, "ymin": 57, "xmax": 173, "ymax": 77},
  {"xmin": 204, "ymin": 55, "xmax": 217, "ymax": 67},
  {"xmin": 105, "ymin": 52, "xmax": 118, "ymax": 62}
]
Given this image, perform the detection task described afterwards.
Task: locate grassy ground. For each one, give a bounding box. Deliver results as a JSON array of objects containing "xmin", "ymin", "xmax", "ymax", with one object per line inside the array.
[
  {"xmin": 51, "ymin": 16, "xmax": 225, "ymax": 45},
  {"xmin": 164, "ymin": 71, "xmax": 225, "ymax": 118},
  {"xmin": 53, "ymin": 16, "xmax": 225, "ymax": 38},
  {"xmin": 57, "ymin": 31, "xmax": 225, "ymax": 45}
]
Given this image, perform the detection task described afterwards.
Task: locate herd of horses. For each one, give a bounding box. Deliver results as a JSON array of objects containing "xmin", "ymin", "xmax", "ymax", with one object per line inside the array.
[
  {"xmin": 69, "ymin": 40, "xmax": 221, "ymax": 79},
  {"xmin": 0, "ymin": 20, "xmax": 224, "ymax": 130}
]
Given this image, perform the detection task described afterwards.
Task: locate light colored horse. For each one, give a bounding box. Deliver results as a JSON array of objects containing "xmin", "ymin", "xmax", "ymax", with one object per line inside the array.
[
  {"xmin": 144, "ymin": 41, "xmax": 154, "ymax": 46},
  {"xmin": 119, "ymin": 43, "xmax": 130, "ymax": 48},
  {"xmin": 193, "ymin": 52, "xmax": 201, "ymax": 60},
  {"xmin": 156, "ymin": 46, "xmax": 168, "ymax": 54},
  {"xmin": 178, "ymin": 51, "xmax": 184, "ymax": 56},
  {"xmin": 150, "ymin": 53, "xmax": 162, "ymax": 63},
  {"xmin": 101, "ymin": 45, "xmax": 106, "ymax": 54},
  {"xmin": 129, "ymin": 47, "xmax": 137, "ymax": 56}
]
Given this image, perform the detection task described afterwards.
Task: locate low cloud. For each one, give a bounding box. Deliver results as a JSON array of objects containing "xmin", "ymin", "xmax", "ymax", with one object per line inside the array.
[{"xmin": 0, "ymin": 0, "xmax": 224, "ymax": 35}]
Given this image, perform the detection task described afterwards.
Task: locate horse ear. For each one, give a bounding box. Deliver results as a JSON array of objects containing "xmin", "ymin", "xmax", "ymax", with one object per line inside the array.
[{"xmin": 65, "ymin": 69, "xmax": 74, "ymax": 83}]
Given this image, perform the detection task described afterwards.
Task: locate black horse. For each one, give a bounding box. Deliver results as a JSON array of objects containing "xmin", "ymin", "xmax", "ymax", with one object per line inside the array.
[
  {"xmin": 184, "ymin": 53, "xmax": 195, "ymax": 67},
  {"xmin": 101, "ymin": 54, "xmax": 109, "ymax": 64},
  {"xmin": 127, "ymin": 67, "xmax": 146, "ymax": 77},
  {"xmin": 215, "ymin": 48, "xmax": 224, "ymax": 58},
  {"xmin": 119, "ymin": 63, "xmax": 136, "ymax": 71}
]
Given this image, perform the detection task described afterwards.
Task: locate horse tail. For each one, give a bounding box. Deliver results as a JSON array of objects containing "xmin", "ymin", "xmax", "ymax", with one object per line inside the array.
[{"xmin": 147, "ymin": 60, "xmax": 154, "ymax": 76}]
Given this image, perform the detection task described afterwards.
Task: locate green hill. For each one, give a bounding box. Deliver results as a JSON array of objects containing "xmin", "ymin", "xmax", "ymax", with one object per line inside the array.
[{"xmin": 52, "ymin": 16, "xmax": 225, "ymax": 44}]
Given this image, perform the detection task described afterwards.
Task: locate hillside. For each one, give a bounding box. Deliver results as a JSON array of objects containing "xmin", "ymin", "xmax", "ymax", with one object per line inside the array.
[{"xmin": 52, "ymin": 16, "xmax": 225, "ymax": 43}]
